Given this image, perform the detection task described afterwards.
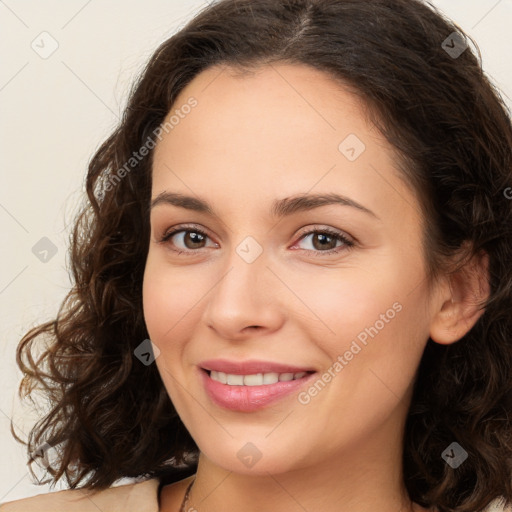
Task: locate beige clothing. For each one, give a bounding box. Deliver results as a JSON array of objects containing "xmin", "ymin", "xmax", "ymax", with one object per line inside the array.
[
  {"xmin": 1, "ymin": 478, "xmax": 511, "ymax": 511},
  {"xmin": 0, "ymin": 478, "xmax": 161, "ymax": 512}
]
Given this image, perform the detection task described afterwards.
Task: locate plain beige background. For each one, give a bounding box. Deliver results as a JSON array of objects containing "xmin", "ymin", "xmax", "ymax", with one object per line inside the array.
[{"xmin": 1, "ymin": 0, "xmax": 511, "ymax": 503}]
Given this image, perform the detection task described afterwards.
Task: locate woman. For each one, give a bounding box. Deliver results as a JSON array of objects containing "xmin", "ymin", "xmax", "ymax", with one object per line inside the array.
[{"xmin": 2, "ymin": 0, "xmax": 512, "ymax": 511}]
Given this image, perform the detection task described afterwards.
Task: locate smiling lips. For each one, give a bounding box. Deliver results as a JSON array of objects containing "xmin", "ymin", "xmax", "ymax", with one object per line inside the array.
[{"xmin": 199, "ymin": 358, "xmax": 317, "ymax": 412}]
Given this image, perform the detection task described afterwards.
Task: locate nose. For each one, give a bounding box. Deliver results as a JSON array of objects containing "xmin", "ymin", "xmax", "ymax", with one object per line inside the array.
[{"xmin": 201, "ymin": 248, "xmax": 285, "ymax": 341}]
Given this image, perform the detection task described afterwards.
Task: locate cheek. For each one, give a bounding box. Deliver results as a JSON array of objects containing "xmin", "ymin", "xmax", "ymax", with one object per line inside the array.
[
  {"xmin": 287, "ymin": 257, "xmax": 430, "ymax": 374},
  {"xmin": 142, "ymin": 254, "xmax": 201, "ymax": 344},
  {"xmin": 284, "ymin": 266, "xmax": 404, "ymax": 344},
  {"xmin": 323, "ymin": 279, "xmax": 428, "ymax": 400}
]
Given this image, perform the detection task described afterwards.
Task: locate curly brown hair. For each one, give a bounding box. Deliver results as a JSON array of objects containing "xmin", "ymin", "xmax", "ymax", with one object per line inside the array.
[{"xmin": 12, "ymin": 0, "xmax": 512, "ymax": 511}]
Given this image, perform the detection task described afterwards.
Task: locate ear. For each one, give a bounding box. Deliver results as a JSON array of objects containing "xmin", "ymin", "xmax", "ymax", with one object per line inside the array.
[{"xmin": 429, "ymin": 249, "xmax": 490, "ymax": 345}]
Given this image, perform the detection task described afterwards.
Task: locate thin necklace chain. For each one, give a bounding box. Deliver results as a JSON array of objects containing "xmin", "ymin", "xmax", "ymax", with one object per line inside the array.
[{"xmin": 178, "ymin": 478, "xmax": 416, "ymax": 512}]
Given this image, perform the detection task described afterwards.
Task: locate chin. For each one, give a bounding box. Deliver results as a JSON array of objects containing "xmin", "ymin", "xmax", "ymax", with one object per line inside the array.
[{"xmin": 196, "ymin": 436, "xmax": 309, "ymax": 476}]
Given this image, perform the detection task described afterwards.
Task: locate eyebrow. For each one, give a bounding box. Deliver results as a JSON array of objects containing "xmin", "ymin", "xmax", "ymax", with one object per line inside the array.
[{"xmin": 150, "ymin": 191, "xmax": 379, "ymax": 219}]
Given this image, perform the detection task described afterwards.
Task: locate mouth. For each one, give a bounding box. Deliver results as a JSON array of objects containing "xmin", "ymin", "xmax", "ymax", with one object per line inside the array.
[{"xmin": 199, "ymin": 367, "xmax": 317, "ymax": 412}]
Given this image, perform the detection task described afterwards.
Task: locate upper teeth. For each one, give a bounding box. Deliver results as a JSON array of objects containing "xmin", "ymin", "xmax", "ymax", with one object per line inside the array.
[{"xmin": 210, "ymin": 370, "xmax": 308, "ymax": 386}]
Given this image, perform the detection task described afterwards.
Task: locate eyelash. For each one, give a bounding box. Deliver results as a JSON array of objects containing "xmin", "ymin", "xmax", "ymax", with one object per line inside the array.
[{"xmin": 158, "ymin": 224, "xmax": 355, "ymax": 257}]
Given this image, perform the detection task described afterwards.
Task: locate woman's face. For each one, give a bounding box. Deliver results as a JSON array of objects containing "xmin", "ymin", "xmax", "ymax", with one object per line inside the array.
[{"xmin": 143, "ymin": 63, "xmax": 439, "ymax": 475}]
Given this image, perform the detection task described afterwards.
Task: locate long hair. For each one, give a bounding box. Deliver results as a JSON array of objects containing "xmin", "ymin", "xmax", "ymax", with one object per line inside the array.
[{"xmin": 13, "ymin": 1, "xmax": 512, "ymax": 511}]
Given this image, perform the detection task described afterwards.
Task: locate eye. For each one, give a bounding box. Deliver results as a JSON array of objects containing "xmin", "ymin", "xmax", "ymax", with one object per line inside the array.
[
  {"xmin": 157, "ymin": 224, "xmax": 355, "ymax": 257},
  {"xmin": 158, "ymin": 225, "xmax": 218, "ymax": 254},
  {"xmin": 292, "ymin": 227, "xmax": 355, "ymax": 257}
]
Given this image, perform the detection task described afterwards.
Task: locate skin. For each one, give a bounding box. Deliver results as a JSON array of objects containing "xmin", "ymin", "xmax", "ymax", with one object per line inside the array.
[{"xmin": 143, "ymin": 62, "xmax": 487, "ymax": 512}]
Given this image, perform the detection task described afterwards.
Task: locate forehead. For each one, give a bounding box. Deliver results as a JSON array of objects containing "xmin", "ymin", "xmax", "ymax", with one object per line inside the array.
[
  {"xmin": 169, "ymin": 62, "xmax": 367, "ymax": 140},
  {"xmin": 151, "ymin": 62, "xmax": 420, "ymax": 226}
]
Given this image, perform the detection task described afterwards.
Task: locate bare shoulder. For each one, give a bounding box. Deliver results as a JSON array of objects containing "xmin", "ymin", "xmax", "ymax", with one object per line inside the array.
[
  {"xmin": 159, "ymin": 475, "xmax": 195, "ymax": 511},
  {"xmin": 0, "ymin": 478, "xmax": 160, "ymax": 512}
]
